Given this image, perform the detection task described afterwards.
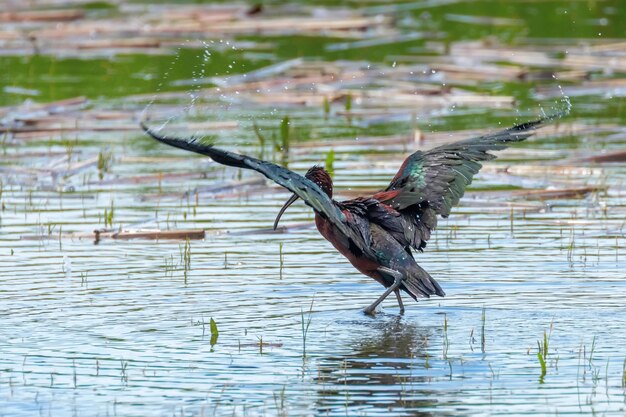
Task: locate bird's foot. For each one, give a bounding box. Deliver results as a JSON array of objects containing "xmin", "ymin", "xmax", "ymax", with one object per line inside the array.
[
  {"xmin": 363, "ymin": 304, "xmax": 379, "ymax": 315},
  {"xmin": 363, "ymin": 307, "xmax": 374, "ymax": 315},
  {"xmin": 363, "ymin": 267, "xmax": 405, "ymax": 315}
]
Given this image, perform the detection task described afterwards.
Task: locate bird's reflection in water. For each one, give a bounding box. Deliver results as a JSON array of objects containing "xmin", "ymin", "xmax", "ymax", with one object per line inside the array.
[{"xmin": 313, "ymin": 315, "xmax": 451, "ymax": 416}]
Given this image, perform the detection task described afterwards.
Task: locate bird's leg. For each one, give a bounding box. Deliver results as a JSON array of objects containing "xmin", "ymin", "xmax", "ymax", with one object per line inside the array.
[
  {"xmin": 363, "ymin": 267, "xmax": 404, "ymax": 315},
  {"xmin": 394, "ymin": 289, "xmax": 405, "ymax": 314},
  {"xmin": 363, "ymin": 285, "xmax": 397, "ymax": 315}
]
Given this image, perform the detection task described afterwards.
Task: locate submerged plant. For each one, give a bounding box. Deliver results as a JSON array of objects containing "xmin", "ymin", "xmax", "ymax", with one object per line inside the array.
[
  {"xmin": 536, "ymin": 324, "xmax": 553, "ymax": 383},
  {"xmin": 104, "ymin": 201, "xmax": 114, "ymax": 228},
  {"xmin": 442, "ymin": 314, "xmax": 449, "ymax": 359},
  {"xmin": 537, "ymin": 337, "xmax": 547, "ymax": 383},
  {"xmin": 279, "ymin": 116, "xmax": 290, "ymax": 154},
  {"xmin": 120, "ymin": 360, "xmax": 128, "ymax": 383},
  {"xmin": 481, "ymin": 306, "xmax": 486, "ymax": 354},
  {"xmin": 344, "ymin": 93, "xmax": 353, "ymax": 124},
  {"xmin": 61, "ymin": 138, "xmax": 78, "ymax": 167},
  {"xmin": 301, "ymin": 298, "xmax": 314, "ymax": 358},
  {"xmin": 253, "ymin": 121, "xmax": 266, "ymax": 160},
  {"xmin": 279, "ymin": 242, "xmax": 284, "ymax": 279},
  {"xmin": 180, "ymin": 238, "xmax": 191, "ymax": 284},
  {"xmin": 210, "ymin": 317, "xmax": 219, "ymax": 347},
  {"xmin": 588, "ymin": 335, "xmax": 596, "ymax": 369},
  {"xmin": 97, "ymin": 150, "xmax": 112, "ymax": 180},
  {"xmin": 325, "ymin": 149, "xmax": 335, "ymax": 179},
  {"xmin": 273, "ymin": 385, "xmax": 288, "ymax": 417}
]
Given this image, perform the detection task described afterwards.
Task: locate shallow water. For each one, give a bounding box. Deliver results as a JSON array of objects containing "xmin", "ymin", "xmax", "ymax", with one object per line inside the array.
[{"xmin": 1, "ymin": 1, "xmax": 626, "ymax": 416}]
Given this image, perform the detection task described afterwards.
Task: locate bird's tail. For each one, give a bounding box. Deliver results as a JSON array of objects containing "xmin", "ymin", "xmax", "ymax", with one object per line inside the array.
[{"xmin": 400, "ymin": 263, "xmax": 445, "ymax": 300}]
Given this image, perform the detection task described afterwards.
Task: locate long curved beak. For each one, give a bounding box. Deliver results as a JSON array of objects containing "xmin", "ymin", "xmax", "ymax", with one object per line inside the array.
[{"xmin": 273, "ymin": 194, "xmax": 299, "ymax": 230}]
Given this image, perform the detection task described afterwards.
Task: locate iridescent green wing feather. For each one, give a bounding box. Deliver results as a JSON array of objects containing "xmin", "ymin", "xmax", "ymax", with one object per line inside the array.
[
  {"xmin": 381, "ymin": 114, "xmax": 560, "ymax": 215},
  {"xmin": 376, "ymin": 113, "xmax": 563, "ymax": 250}
]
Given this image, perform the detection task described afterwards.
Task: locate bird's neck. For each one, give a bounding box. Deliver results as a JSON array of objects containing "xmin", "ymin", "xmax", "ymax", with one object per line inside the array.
[{"xmin": 314, "ymin": 213, "xmax": 333, "ymax": 240}]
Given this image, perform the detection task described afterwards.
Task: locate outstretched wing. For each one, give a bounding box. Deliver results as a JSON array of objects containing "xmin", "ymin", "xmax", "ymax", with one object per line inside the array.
[
  {"xmin": 374, "ymin": 113, "xmax": 563, "ymax": 251},
  {"xmin": 141, "ymin": 123, "xmax": 371, "ymax": 254}
]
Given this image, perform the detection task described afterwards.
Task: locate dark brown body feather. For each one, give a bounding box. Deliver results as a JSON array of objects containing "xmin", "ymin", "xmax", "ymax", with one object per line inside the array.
[{"xmin": 316, "ymin": 198, "xmax": 444, "ymax": 299}]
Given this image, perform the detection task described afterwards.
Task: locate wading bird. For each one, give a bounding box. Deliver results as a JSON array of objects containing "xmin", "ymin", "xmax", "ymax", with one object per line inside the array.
[{"xmin": 142, "ymin": 113, "xmax": 559, "ymax": 314}]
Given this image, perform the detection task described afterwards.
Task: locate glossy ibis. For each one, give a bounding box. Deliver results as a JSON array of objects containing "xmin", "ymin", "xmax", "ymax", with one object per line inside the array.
[{"xmin": 142, "ymin": 113, "xmax": 560, "ymax": 314}]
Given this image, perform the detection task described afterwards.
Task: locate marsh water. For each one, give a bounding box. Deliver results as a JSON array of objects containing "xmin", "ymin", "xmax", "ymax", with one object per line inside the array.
[{"xmin": 1, "ymin": 1, "xmax": 626, "ymax": 416}]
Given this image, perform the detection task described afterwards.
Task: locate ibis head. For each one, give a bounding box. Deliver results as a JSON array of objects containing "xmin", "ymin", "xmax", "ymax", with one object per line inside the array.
[{"xmin": 273, "ymin": 166, "xmax": 332, "ymax": 230}]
